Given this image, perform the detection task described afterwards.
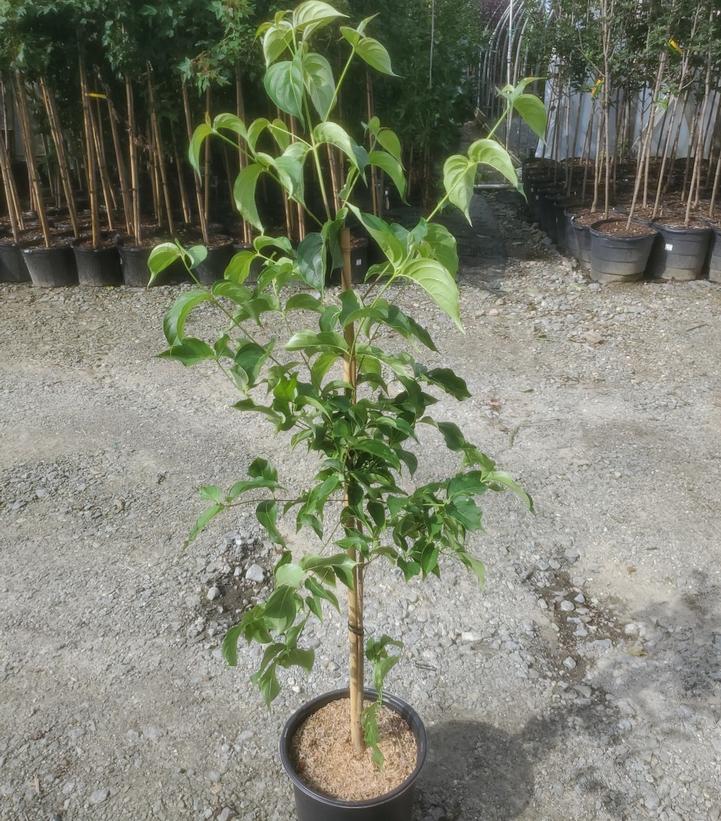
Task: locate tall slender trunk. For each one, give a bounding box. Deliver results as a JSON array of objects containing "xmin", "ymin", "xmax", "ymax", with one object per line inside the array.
[
  {"xmin": 340, "ymin": 225, "xmax": 364, "ymax": 756},
  {"xmin": 125, "ymin": 76, "xmax": 141, "ymax": 243},
  {"xmin": 39, "ymin": 78, "xmax": 79, "ymax": 238},
  {"xmin": 171, "ymin": 122, "xmax": 191, "ymax": 225},
  {"xmin": 235, "ymin": 66, "xmax": 251, "ymax": 244},
  {"xmin": 147, "ymin": 66, "xmax": 174, "ymax": 236},
  {"xmin": 204, "ymin": 87, "xmax": 211, "ymax": 228},
  {"xmin": 79, "ymin": 56, "xmax": 100, "ymax": 246},
  {"xmin": 182, "ymin": 82, "xmax": 208, "ymax": 245},
  {"xmin": 15, "ymin": 73, "xmax": 50, "ymax": 247},
  {"xmin": 90, "ymin": 96, "xmax": 116, "ymax": 228},
  {"xmin": 0, "ymin": 118, "xmax": 21, "ymax": 241},
  {"xmin": 101, "ymin": 77, "xmax": 132, "ymax": 235},
  {"xmin": 366, "ymin": 72, "xmax": 380, "ymax": 216}
]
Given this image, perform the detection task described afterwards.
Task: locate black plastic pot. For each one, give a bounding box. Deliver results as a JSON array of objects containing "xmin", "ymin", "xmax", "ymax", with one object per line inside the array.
[
  {"xmin": 571, "ymin": 219, "xmax": 592, "ymax": 269},
  {"xmin": 564, "ymin": 211, "xmax": 580, "ymax": 259},
  {"xmin": 0, "ymin": 242, "xmax": 30, "ymax": 282},
  {"xmin": 590, "ymin": 220, "xmax": 657, "ymax": 284},
  {"xmin": 22, "ymin": 244, "xmax": 77, "ymax": 287},
  {"xmin": 707, "ymin": 226, "xmax": 721, "ymax": 283},
  {"xmin": 647, "ymin": 223, "xmax": 712, "ymax": 281},
  {"xmin": 195, "ymin": 242, "xmax": 235, "ymax": 285},
  {"xmin": 280, "ymin": 689, "xmax": 427, "ymax": 821},
  {"xmin": 73, "ymin": 243, "xmax": 122, "ymax": 287},
  {"xmin": 118, "ymin": 244, "xmax": 152, "ymax": 287}
]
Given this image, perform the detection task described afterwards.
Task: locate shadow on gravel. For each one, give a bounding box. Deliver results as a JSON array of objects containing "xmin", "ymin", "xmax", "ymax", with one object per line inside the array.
[
  {"xmin": 415, "ymin": 720, "xmax": 533, "ymax": 820},
  {"xmin": 415, "ymin": 697, "xmax": 624, "ymax": 820}
]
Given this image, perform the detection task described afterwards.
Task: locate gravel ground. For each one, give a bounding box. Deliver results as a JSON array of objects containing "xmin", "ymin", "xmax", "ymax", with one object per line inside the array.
[{"xmin": 1, "ymin": 194, "xmax": 720, "ymax": 821}]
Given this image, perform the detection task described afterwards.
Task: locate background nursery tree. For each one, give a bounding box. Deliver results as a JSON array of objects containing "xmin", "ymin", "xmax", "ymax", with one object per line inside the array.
[{"xmin": 154, "ymin": 1, "xmax": 542, "ymax": 797}]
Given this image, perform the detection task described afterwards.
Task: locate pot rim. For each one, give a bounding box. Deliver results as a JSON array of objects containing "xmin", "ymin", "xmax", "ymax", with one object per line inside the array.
[
  {"xmin": 279, "ymin": 687, "xmax": 427, "ymax": 809},
  {"xmin": 589, "ymin": 218, "xmax": 657, "ymax": 241},
  {"xmin": 21, "ymin": 242, "xmax": 73, "ymax": 255},
  {"xmin": 650, "ymin": 221, "xmax": 712, "ymax": 235}
]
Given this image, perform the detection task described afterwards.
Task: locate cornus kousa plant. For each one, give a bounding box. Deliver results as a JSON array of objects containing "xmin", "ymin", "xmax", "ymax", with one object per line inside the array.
[{"xmin": 149, "ymin": 0, "xmax": 542, "ymax": 789}]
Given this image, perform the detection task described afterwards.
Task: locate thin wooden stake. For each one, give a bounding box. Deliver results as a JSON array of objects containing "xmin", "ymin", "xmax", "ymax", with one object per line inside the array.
[
  {"xmin": 147, "ymin": 65, "xmax": 174, "ymax": 236},
  {"xmin": 182, "ymin": 82, "xmax": 208, "ymax": 245},
  {"xmin": 125, "ymin": 76, "xmax": 141, "ymax": 243},
  {"xmin": 15, "ymin": 73, "xmax": 50, "ymax": 247}
]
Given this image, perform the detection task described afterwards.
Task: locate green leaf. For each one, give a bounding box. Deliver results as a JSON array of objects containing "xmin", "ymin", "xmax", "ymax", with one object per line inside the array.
[
  {"xmin": 188, "ymin": 123, "xmax": 212, "ymax": 174},
  {"xmin": 251, "ymin": 665, "xmax": 281, "ymax": 705},
  {"xmin": 256, "ymin": 500, "xmax": 285, "ymax": 545},
  {"xmin": 449, "ymin": 497, "xmax": 482, "ymax": 530},
  {"xmin": 269, "ymin": 118, "xmax": 292, "ymax": 151},
  {"xmin": 313, "ymin": 122, "xmax": 367, "ymax": 172},
  {"xmin": 185, "ymin": 245, "xmax": 208, "ymax": 269},
  {"xmin": 443, "ymin": 154, "xmax": 477, "ymax": 222},
  {"xmin": 424, "ymin": 367, "xmax": 470, "ymax": 400},
  {"xmin": 377, "ymin": 127, "xmax": 401, "ymax": 161},
  {"xmin": 512, "ymin": 93, "xmax": 547, "ymax": 139},
  {"xmin": 264, "ymin": 54, "xmax": 304, "ymax": 123},
  {"xmin": 213, "ymin": 113, "xmax": 247, "ymax": 141},
  {"xmin": 468, "ymin": 139, "xmax": 518, "ymax": 188},
  {"xmin": 286, "ymin": 330, "xmax": 347, "ymax": 353},
  {"xmin": 233, "ymin": 164, "xmax": 265, "ymax": 232},
  {"xmin": 225, "ymin": 250, "xmax": 256, "ymax": 284},
  {"xmin": 485, "ymin": 470, "xmax": 534, "ymax": 511},
  {"xmin": 160, "ymin": 338, "xmax": 216, "ymax": 366},
  {"xmin": 461, "ymin": 553, "xmax": 486, "ymax": 585},
  {"xmin": 262, "ymin": 22, "xmax": 293, "ymax": 66},
  {"xmin": 234, "ymin": 341, "xmax": 271, "ymax": 386},
  {"xmin": 399, "ymin": 257, "xmax": 462, "ymax": 331},
  {"xmin": 352, "ymin": 437, "xmax": 401, "ymax": 469},
  {"xmin": 346, "ymin": 204, "xmax": 404, "ymax": 265},
  {"xmin": 274, "ymin": 141, "xmax": 308, "ymax": 204},
  {"xmin": 303, "ymin": 52, "xmax": 335, "ymax": 118},
  {"xmin": 296, "ymin": 232, "xmax": 326, "ymax": 290},
  {"xmin": 264, "ymin": 585, "xmax": 298, "ymax": 632},
  {"xmin": 368, "ymin": 150, "xmax": 406, "ymax": 200},
  {"xmin": 355, "ymin": 36, "xmax": 396, "ymax": 75},
  {"xmin": 275, "ymin": 562, "xmax": 305, "ymax": 588},
  {"xmin": 280, "ymin": 647, "xmax": 315, "ymax": 672},
  {"xmin": 422, "ymin": 223, "xmax": 458, "ymax": 277},
  {"xmin": 148, "ymin": 242, "xmax": 182, "ymax": 283},
  {"xmin": 163, "ymin": 289, "xmax": 212, "ymax": 345},
  {"xmin": 292, "ymin": 1, "xmax": 346, "ymax": 31},
  {"xmin": 286, "ymin": 293, "xmax": 324, "ymax": 313},
  {"xmin": 305, "ymin": 577, "xmax": 339, "ymax": 611},
  {"xmin": 186, "ymin": 502, "xmax": 223, "ymax": 547},
  {"xmin": 247, "ymin": 118, "xmax": 270, "ymax": 152}
]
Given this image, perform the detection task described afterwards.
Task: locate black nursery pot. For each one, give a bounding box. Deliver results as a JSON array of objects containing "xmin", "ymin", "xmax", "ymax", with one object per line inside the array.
[
  {"xmin": 707, "ymin": 225, "xmax": 721, "ymax": 284},
  {"xmin": 590, "ymin": 220, "xmax": 657, "ymax": 284},
  {"xmin": 0, "ymin": 242, "xmax": 30, "ymax": 282},
  {"xmin": 73, "ymin": 243, "xmax": 122, "ymax": 287},
  {"xmin": 647, "ymin": 223, "xmax": 712, "ymax": 281},
  {"xmin": 195, "ymin": 242, "xmax": 235, "ymax": 285},
  {"xmin": 280, "ymin": 689, "xmax": 427, "ymax": 821},
  {"xmin": 570, "ymin": 218, "xmax": 592, "ymax": 269},
  {"xmin": 23, "ymin": 244, "xmax": 77, "ymax": 287},
  {"xmin": 118, "ymin": 244, "xmax": 152, "ymax": 287}
]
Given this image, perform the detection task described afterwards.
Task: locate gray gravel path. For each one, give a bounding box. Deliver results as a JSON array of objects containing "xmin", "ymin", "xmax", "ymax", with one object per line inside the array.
[{"xmin": 1, "ymin": 195, "xmax": 720, "ymax": 820}]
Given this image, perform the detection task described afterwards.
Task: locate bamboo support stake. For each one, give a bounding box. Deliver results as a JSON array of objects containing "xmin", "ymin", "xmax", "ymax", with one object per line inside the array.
[
  {"xmin": 340, "ymin": 225, "xmax": 364, "ymax": 757},
  {"xmin": 89, "ymin": 98, "xmax": 116, "ymax": 228},
  {"xmin": 79, "ymin": 56, "xmax": 100, "ymax": 247},
  {"xmin": 39, "ymin": 78, "xmax": 79, "ymax": 238},
  {"xmin": 125, "ymin": 76, "xmax": 141, "ymax": 243},
  {"xmin": 101, "ymin": 77, "xmax": 132, "ymax": 235},
  {"xmin": 147, "ymin": 66, "xmax": 174, "ymax": 236},
  {"xmin": 235, "ymin": 66, "xmax": 251, "ymax": 244},
  {"xmin": 172, "ymin": 124, "xmax": 191, "ymax": 225},
  {"xmin": 15, "ymin": 73, "xmax": 50, "ymax": 247},
  {"xmin": 204, "ymin": 87, "xmax": 211, "ymax": 228},
  {"xmin": 182, "ymin": 82, "xmax": 208, "ymax": 245},
  {"xmin": 0, "ymin": 123, "xmax": 21, "ymax": 242},
  {"xmin": 0, "ymin": 81, "xmax": 24, "ymax": 233},
  {"xmin": 366, "ymin": 72, "xmax": 380, "ymax": 216}
]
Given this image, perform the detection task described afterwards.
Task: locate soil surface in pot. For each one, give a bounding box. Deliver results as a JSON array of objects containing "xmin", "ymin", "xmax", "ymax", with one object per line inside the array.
[
  {"xmin": 592, "ymin": 219, "xmax": 655, "ymax": 237},
  {"xmin": 573, "ymin": 210, "xmax": 607, "ymax": 228},
  {"xmin": 291, "ymin": 697, "xmax": 416, "ymax": 801}
]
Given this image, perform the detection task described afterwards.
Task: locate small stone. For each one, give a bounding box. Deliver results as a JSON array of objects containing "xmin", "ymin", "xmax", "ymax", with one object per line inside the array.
[
  {"xmin": 574, "ymin": 592, "xmax": 585, "ymax": 604},
  {"xmin": 207, "ymin": 770, "xmax": 221, "ymax": 784},
  {"xmin": 218, "ymin": 809, "xmax": 236, "ymax": 821},
  {"xmin": 207, "ymin": 585, "xmax": 221, "ymax": 602},
  {"xmin": 583, "ymin": 330, "xmax": 603, "ymax": 346},
  {"xmin": 89, "ymin": 789, "xmax": 109, "ymax": 804},
  {"xmin": 245, "ymin": 564, "xmax": 265, "ymax": 583},
  {"xmin": 563, "ymin": 656, "xmax": 577, "ymax": 670},
  {"xmin": 624, "ymin": 622, "xmax": 639, "ymax": 637},
  {"xmin": 559, "ymin": 600, "xmax": 575, "ymax": 612},
  {"xmin": 460, "ymin": 631, "xmax": 481, "ymax": 643},
  {"xmin": 233, "ymin": 566, "xmax": 242, "ymax": 578},
  {"xmin": 142, "ymin": 725, "xmax": 162, "ymax": 741},
  {"xmin": 537, "ymin": 598, "xmax": 548, "ymax": 610},
  {"xmin": 487, "ymin": 308, "xmax": 499, "ymax": 316}
]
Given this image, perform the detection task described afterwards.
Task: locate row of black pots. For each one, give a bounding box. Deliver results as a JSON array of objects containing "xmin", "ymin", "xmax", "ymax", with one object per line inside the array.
[
  {"xmin": 0, "ymin": 241, "xmax": 242, "ymax": 288},
  {"xmin": 564, "ymin": 212, "xmax": 720, "ymax": 284},
  {"xmin": 1, "ymin": 237, "xmax": 371, "ymax": 288}
]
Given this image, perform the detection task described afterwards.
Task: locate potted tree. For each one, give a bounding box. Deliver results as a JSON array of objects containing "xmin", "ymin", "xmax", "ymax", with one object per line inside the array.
[{"xmin": 149, "ymin": 4, "xmax": 538, "ymax": 818}]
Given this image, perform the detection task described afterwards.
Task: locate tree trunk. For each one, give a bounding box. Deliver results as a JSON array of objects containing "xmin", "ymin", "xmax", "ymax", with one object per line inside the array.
[
  {"xmin": 182, "ymin": 82, "xmax": 208, "ymax": 245},
  {"xmin": 79, "ymin": 56, "xmax": 100, "ymax": 247},
  {"xmin": 147, "ymin": 66, "xmax": 174, "ymax": 236},
  {"xmin": 340, "ymin": 226, "xmax": 364, "ymax": 756},
  {"xmin": 15, "ymin": 73, "xmax": 50, "ymax": 247},
  {"xmin": 125, "ymin": 76, "xmax": 141, "ymax": 243},
  {"xmin": 101, "ymin": 77, "xmax": 132, "ymax": 236},
  {"xmin": 39, "ymin": 78, "xmax": 79, "ymax": 238}
]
